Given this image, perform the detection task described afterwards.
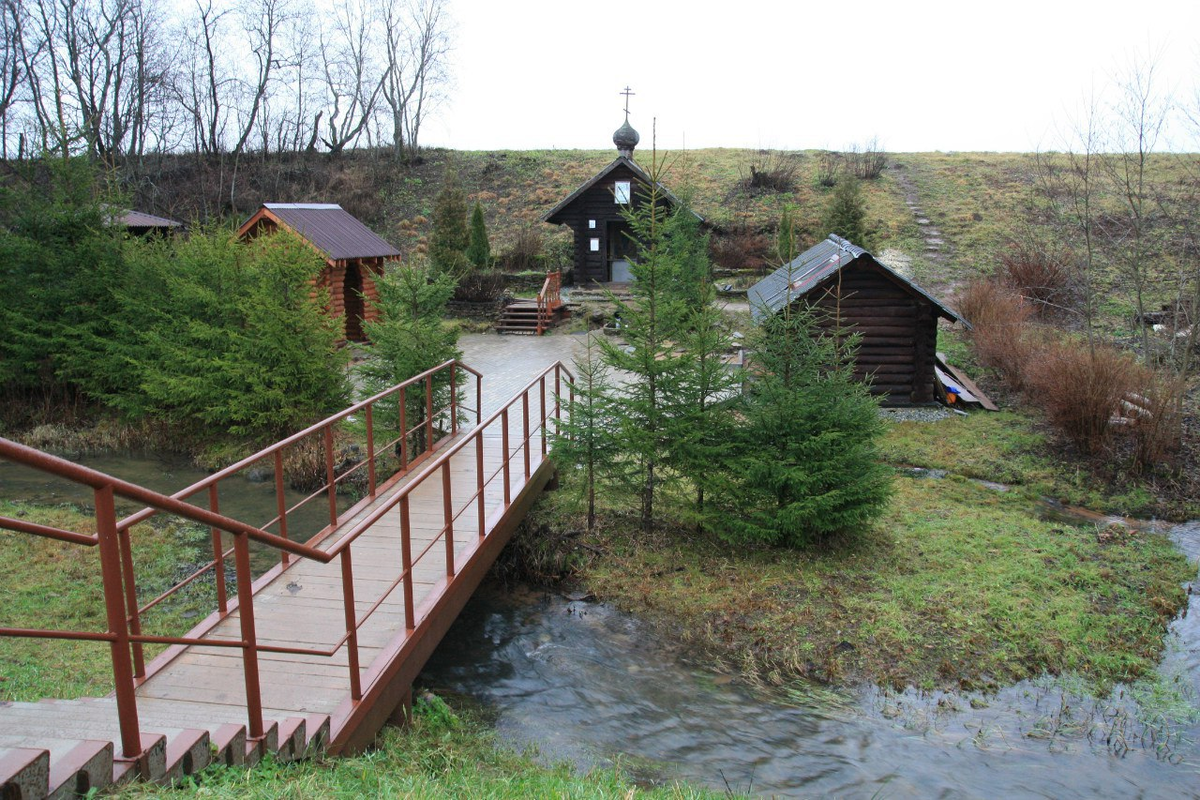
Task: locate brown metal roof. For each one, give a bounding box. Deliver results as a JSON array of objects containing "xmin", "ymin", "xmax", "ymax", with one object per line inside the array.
[
  {"xmin": 114, "ymin": 209, "xmax": 183, "ymax": 229},
  {"xmin": 253, "ymin": 203, "xmax": 400, "ymax": 261}
]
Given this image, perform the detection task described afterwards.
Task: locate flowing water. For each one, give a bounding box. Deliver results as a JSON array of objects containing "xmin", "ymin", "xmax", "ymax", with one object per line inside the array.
[
  {"xmin": 418, "ymin": 518, "xmax": 1200, "ymax": 798},
  {"xmin": 4, "ymin": 451, "xmax": 1199, "ymax": 796}
]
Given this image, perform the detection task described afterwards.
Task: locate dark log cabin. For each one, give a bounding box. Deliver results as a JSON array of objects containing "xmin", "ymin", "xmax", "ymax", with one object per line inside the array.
[
  {"xmin": 238, "ymin": 203, "xmax": 400, "ymax": 343},
  {"xmin": 748, "ymin": 235, "xmax": 967, "ymax": 406},
  {"xmin": 542, "ymin": 114, "xmax": 698, "ymax": 284}
]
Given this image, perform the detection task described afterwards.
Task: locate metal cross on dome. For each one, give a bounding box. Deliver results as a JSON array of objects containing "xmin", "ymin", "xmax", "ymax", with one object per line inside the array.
[{"xmin": 620, "ymin": 86, "xmax": 635, "ymax": 117}]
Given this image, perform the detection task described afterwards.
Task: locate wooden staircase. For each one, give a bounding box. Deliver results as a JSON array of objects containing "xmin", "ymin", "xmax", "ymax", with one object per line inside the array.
[
  {"xmin": 496, "ymin": 271, "xmax": 565, "ymax": 335},
  {"xmin": 0, "ymin": 697, "xmax": 328, "ymax": 798}
]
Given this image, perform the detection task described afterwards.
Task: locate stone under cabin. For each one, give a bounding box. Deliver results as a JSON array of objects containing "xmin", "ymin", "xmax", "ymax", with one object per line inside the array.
[
  {"xmin": 238, "ymin": 203, "xmax": 400, "ymax": 343},
  {"xmin": 749, "ymin": 235, "xmax": 968, "ymax": 406},
  {"xmin": 541, "ymin": 107, "xmax": 697, "ymax": 285}
]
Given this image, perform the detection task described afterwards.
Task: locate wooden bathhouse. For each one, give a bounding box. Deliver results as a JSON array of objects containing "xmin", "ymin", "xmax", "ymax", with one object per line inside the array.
[
  {"xmin": 542, "ymin": 111, "xmax": 698, "ymax": 284},
  {"xmin": 748, "ymin": 235, "xmax": 967, "ymax": 405},
  {"xmin": 237, "ymin": 203, "xmax": 400, "ymax": 343}
]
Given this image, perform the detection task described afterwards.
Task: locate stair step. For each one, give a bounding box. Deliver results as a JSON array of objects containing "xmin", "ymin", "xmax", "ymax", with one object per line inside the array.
[
  {"xmin": 47, "ymin": 739, "xmax": 112, "ymax": 800},
  {"xmin": 111, "ymin": 733, "xmax": 166, "ymax": 784},
  {"xmin": 0, "ymin": 747, "xmax": 49, "ymax": 800}
]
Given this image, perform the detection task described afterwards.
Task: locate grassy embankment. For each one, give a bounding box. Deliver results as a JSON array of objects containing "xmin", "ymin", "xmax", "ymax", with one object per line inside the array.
[
  {"xmin": 0, "ymin": 501, "xmax": 717, "ymax": 798},
  {"xmin": 517, "ymin": 403, "xmax": 1193, "ymax": 694}
]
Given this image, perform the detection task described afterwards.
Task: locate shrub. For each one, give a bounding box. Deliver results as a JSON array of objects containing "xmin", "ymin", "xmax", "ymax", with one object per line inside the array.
[
  {"xmin": 957, "ymin": 279, "xmax": 1035, "ymax": 388},
  {"xmin": 710, "ymin": 228, "xmax": 772, "ymax": 272},
  {"xmin": 816, "ymin": 151, "xmax": 840, "ymax": 187},
  {"xmin": 466, "ymin": 201, "xmax": 491, "ymax": 269},
  {"xmin": 740, "ymin": 150, "xmax": 800, "ymax": 194},
  {"xmin": 1024, "ymin": 339, "xmax": 1139, "ymax": 454},
  {"xmin": 500, "ymin": 227, "xmax": 543, "ymax": 272},
  {"xmin": 452, "ymin": 270, "xmax": 506, "ymax": 303},
  {"xmin": 1128, "ymin": 373, "xmax": 1185, "ymax": 471},
  {"xmin": 998, "ymin": 241, "xmax": 1076, "ymax": 316},
  {"xmin": 846, "ymin": 138, "xmax": 888, "ymax": 180},
  {"xmin": 429, "ymin": 172, "xmax": 469, "ymax": 277}
]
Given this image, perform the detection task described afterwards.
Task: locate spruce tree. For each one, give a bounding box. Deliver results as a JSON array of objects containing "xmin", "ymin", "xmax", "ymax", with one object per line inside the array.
[
  {"xmin": 359, "ymin": 260, "xmax": 461, "ymax": 456},
  {"xmin": 429, "ymin": 173, "xmax": 469, "ymax": 278},
  {"xmin": 552, "ymin": 332, "xmax": 618, "ymax": 532},
  {"xmin": 599, "ymin": 164, "xmax": 691, "ymax": 531},
  {"xmin": 776, "ymin": 204, "xmax": 799, "ymax": 264},
  {"xmin": 466, "ymin": 201, "xmax": 491, "ymax": 269},
  {"xmin": 822, "ymin": 174, "xmax": 869, "ymax": 248},
  {"xmin": 717, "ymin": 300, "xmax": 892, "ymax": 547}
]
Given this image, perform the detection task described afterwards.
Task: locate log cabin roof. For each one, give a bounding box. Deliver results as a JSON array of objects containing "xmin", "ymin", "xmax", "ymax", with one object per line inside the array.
[
  {"xmin": 541, "ymin": 156, "xmax": 702, "ymax": 224},
  {"xmin": 748, "ymin": 235, "xmax": 968, "ymax": 326},
  {"xmin": 117, "ymin": 209, "xmax": 183, "ymax": 229},
  {"xmin": 238, "ymin": 203, "xmax": 400, "ymax": 261}
]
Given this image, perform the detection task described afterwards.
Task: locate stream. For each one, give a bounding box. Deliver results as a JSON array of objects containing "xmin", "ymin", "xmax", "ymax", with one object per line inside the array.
[{"xmin": 3, "ymin": 451, "xmax": 1198, "ymax": 796}]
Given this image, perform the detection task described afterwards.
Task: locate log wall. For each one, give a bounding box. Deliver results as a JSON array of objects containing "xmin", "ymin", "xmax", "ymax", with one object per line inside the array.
[
  {"xmin": 807, "ymin": 262, "xmax": 938, "ymax": 405},
  {"xmin": 551, "ymin": 163, "xmax": 650, "ymax": 283}
]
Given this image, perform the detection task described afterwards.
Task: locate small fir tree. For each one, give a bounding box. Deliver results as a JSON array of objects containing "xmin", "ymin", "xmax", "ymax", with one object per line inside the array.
[
  {"xmin": 776, "ymin": 204, "xmax": 799, "ymax": 264},
  {"xmin": 717, "ymin": 300, "xmax": 892, "ymax": 547},
  {"xmin": 599, "ymin": 159, "xmax": 693, "ymax": 531},
  {"xmin": 359, "ymin": 260, "xmax": 461, "ymax": 456},
  {"xmin": 466, "ymin": 201, "xmax": 491, "ymax": 269},
  {"xmin": 429, "ymin": 172, "xmax": 469, "ymax": 278},
  {"xmin": 552, "ymin": 332, "xmax": 618, "ymax": 533},
  {"xmin": 822, "ymin": 174, "xmax": 869, "ymax": 248}
]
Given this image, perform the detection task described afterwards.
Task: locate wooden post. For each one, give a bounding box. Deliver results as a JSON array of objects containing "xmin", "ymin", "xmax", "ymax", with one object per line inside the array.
[
  {"xmin": 325, "ymin": 425, "xmax": 338, "ymax": 528},
  {"xmin": 233, "ymin": 532, "xmax": 265, "ymax": 741},
  {"xmin": 442, "ymin": 462, "xmax": 454, "ymax": 578},
  {"xmin": 340, "ymin": 549, "xmax": 362, "ymax": 701},
  {"xmin": 400, "ymin": 495, "xmax": 414, "ymax": 631},
  {"xmin": 272, "ymin": 453, "xmax": 289, "ymax": 567}
]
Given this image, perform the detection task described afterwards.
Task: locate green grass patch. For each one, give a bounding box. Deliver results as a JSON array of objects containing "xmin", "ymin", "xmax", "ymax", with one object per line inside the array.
[
  {"xmin": 111, "ymin": 694, "xmax": 721, "ymax": 799},
  {"xmin": 0, "ymin": 500, "xmax": 215, "ymax": 701},
  {"xmin": 564, "ymin": 475, "xmax": 1189, "ymax": 693}
]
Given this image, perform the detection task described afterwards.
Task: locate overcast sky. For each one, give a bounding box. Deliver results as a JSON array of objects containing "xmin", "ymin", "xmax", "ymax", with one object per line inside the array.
[{"xmin": 426, "ymin": 0, "xmax": 1200, "ymax": 153}]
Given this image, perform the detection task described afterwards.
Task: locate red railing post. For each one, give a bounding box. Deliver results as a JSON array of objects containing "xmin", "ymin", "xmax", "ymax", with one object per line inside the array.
[
  {"xmin": 475, "ymin": 430, "xmax": 486, "ymax": 540},
  {"xmin": 399, "ymin": 386, "xmax": 409, "ymax": 470},
  {"xmin": 425, "ymin": 374, "xmax": 434, "ymax": 455},
  {"xmin": 233, "ymin": 532, "xmax": 265, "ymax": 740},
  {"xmin": 539, "ymin": 375, "xmax": 547, "ymax": 458},
  {"xmin": 554, "ymin": 365, "xmax": 562, "ymax": 435},
  {"xmin": 399, "ymin": 495, "xmax": 414, "ymax": 631},
  {"xmin": 116, "ymin": 524, "xmax": 145, "ymax": 678},
  {"xmin": 442, "ymin": 461, "xmax": 455, "ymax": 577},
  {"xmin": 273, "ymin": 452, "xmax": 289, "ymax": 568},
  {"xmin": 450, "ymin": 362, "xmax": 458, "ymax": 436},
  {"xmin": 340, "ymin": 549, "xmax": 362, "ymax": 701},
  {"xmin": 96, "ymin": 484, "xmax": 143, "ymax": 760},
  {"xmin": 501, "ymin": 408, "xmax": 511, "ymax": 506},
  {"xmin": 522, "ymin": 390, "xmax": 531, "ymax": 480},
  {"xmin": 210, "ymin": 485, "xmax": 229, "ymax": 613},
  {"xmin": 366, "ymin": 404, "xmax": 377, "ymax": 496},
  {"xmin": 325, "ymin": 424, "xmax": 338, "ymax": 528},
  {"xmin": 475, "ymin": 372, "xmax": 482, "ymax": 425}
]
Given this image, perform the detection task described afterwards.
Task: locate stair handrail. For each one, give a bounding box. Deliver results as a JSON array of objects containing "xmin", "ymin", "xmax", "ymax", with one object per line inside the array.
[{"xmin": 535, "ymin": 271, "xmax": 562, "ymax": 335}]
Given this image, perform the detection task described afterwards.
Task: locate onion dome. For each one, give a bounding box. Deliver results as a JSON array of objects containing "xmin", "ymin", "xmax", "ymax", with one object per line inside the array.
[{"xmin": 613, "ymin": 114, "xmax": 639, "ymax": 158}]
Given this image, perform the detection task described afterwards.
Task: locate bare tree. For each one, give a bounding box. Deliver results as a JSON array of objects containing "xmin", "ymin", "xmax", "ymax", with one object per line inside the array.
[
  {"xmin": 1103, "ymin": 50, "xmax": 1170, "ymax": 361},
  {"xmin": 379, "ymin": 0, "xmax": 450, "ymax": 162},
  {"xmin": 315, "ymin": 0, "xmax": 382, "ymax": 154},
  {"xmin": 0, "ymin": 0, "xmax": 26, "ymax": 156}
]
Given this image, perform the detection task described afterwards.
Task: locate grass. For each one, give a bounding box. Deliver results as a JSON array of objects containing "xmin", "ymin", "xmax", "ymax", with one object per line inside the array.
[
  {"xmin": 0, "ymin": 500, "xmax": 217, "ymax": 701},
  {"xmin": 529, "ymin": 410, "xmax": 1193, "ymax": 694},
  {"xmin": 108, "ymin": 694, "xmax": 722, "ymax": 799}
]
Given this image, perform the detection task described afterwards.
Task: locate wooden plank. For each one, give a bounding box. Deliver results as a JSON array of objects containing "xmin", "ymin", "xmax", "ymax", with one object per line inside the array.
[{"xmin": 937, "ymin": 355, "xmax": 1000, "ymax": 411}]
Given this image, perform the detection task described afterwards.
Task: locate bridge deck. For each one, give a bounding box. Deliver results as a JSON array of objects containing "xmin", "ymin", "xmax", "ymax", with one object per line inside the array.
[{"xmin": 140, "ymin": 427, "xmax": 542, "ymax": 723}]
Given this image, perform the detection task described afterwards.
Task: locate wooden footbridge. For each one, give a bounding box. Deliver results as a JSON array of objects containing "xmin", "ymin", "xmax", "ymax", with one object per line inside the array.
[{"xmin": 0, "ymin": 360, "xmax": 573, "ymax": 799}]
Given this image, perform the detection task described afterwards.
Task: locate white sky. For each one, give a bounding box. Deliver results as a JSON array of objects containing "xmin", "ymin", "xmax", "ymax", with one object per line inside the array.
[{"xmin": 427, "ymin": 0, "xmax": 1200, "ymax": 153}]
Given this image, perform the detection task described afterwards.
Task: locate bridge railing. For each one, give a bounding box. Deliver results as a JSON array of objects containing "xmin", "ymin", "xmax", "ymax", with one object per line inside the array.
[{"xmin": 0, "ymin": 359, "xmax": 573, "ymax": 763}]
